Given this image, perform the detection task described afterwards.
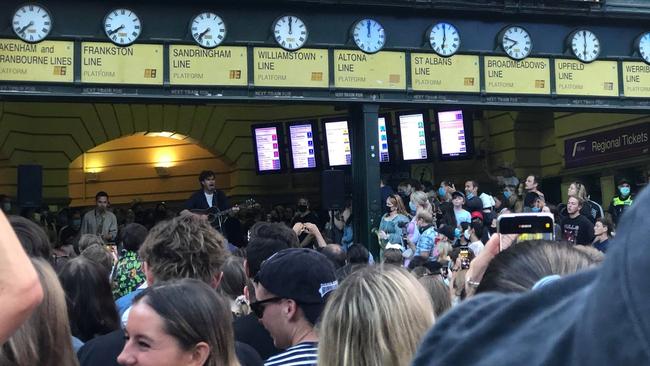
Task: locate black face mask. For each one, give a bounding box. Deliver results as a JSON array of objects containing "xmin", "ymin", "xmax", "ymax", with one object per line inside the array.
[
  {"xmin": 297, "ymin": 205, "xmax": 308, "ymax": 213},
  {"xmin": 419, "ymin": 225, "xmax": 432, "ymax": 234}
]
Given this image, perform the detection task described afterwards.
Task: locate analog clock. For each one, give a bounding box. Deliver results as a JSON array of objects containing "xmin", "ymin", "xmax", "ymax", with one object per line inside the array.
[
  {"xmin": 569, "ymin": 29, "xmax": 600, "ymax": 63},
  {"xmin": 635, "ymin": 32, "xmax": 650, "ymax": 64},
  {"xmin": 272, "ymin": 15, "xmax": 307, "ymax": 51},
  {"xmin": 190, "ymin": 12, "xmax": 226, "ymax": 49},
  {"xmin": 428, "ymin": 22, "xmax": 460, "ymax": 57},
  {"xmin": 104, "ymin": 8, "xmax": 141, "ymax": 46},
  {"xmin": 12, "ymin": 3, "xmax": 52, "ymax": 43},
  {"xmin": 352, "ymin": 18, "xmax": 385, "ymax": 54},
  {"xmin": 499, "ymin": 26, "xmax": 532, "ymax": 60}
]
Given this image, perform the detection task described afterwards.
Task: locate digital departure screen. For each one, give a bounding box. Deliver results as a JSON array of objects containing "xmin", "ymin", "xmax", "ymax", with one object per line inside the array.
[
  {"xmin": 289, "ymin": 123, "xmax": 317, "ymax": 170},
  {"xmin": 378, "ymin": 117, "xmax": 390, "ymax": 163},
  {"xmin": 252, "ymin": 125, "xmax": 282, "ymax": 173},
  {"xmin": 399, "ymin": 113, "xmax": 428, "ymax": 160},
  {"xmin": 324, "ymin": 120, "xmax": 352, "ymax": 166},
  {"xmin": 437, "ymin": 110, "xmax": 469, "ymax": 158}
]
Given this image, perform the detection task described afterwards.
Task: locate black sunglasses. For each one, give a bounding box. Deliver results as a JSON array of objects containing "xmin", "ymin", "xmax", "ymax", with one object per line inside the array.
[{"xmin": 250, "ymin": 297, "xmax": 284, "ymax": 318}]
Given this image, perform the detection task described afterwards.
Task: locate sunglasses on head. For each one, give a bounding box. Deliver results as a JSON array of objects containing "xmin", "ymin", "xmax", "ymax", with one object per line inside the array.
[{"xmin": 249, "ymin": 297, "xmax": 284, "ymax": 318}]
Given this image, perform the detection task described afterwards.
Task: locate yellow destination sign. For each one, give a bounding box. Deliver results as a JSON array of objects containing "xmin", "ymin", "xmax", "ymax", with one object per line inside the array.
[
  {"xmin": 81, "ymin": 42, "xmax": 163, "ymax": 85},
  {"xmin": 334, "ymin": 50, "xmax": 405, "ymax": 90},
  {"xmin": 0, "ymin": 39, "xmax": 73, "ymax": 83},
  {"xmin": 622, "ymin": 61, "xmax": 650, "ymax": 98},
  {"xmin": 555, "ymin": 60, "xmax": 618, "ymax": 97},
  {"xmin": 254, "ymin": 47, "xmax": 328, "ymax": 88},
  {"xmin": 411, "ymin": 54, "xmax": 480, "ymax": 93},
  {"xmin": 169, "ymin": 45, "xmax": 247, "ymax": 86},
  {"xmin": 484, "ymin": 56, "xmax": 550, "ymax": 94}
]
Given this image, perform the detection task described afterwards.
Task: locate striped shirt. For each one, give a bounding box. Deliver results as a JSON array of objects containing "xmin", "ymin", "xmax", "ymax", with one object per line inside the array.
[{"xmin": 265, "ymin": 342, "xmax": 318, "ymax": 366}]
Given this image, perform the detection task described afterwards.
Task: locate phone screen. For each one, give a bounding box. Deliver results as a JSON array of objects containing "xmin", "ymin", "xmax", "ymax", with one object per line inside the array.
[
  {"xmin": 459, "ymin": 248, "xmax": 470, "ymax": 269},
  {"xmin": 497, "ymin": 213, "xmax": 554, "ymax": 252}
]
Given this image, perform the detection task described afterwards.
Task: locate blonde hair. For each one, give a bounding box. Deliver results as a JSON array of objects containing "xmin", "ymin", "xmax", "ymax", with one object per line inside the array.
[
  {"xmin": 569, "ymin": 181, "xmax": 589, "ymax": 201},
  {"xmin": 318, "ymin": 265, "xmax": 434, "ymax": 366},
  {"xmin": 410, "ymin": 191, "xmax": 432, "ymax": 212},
  {"xmin": 0, "ymin": 258, "xmax": 79, "ymax": 366}
]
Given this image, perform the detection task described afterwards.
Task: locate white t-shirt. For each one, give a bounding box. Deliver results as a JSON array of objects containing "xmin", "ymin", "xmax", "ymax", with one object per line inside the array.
[
  {"xmin": 469, "ymin": 240, "xmax": 484, "ymax": 256},
  {"xmin": 204, "ymin": 192, "xmax": 214, "ymax": 208}
]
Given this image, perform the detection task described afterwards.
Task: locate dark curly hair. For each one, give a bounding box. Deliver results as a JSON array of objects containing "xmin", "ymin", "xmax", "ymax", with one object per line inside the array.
[{"xmin": 139, "ymin": 215, "xmax": 229, "ymax": 285}]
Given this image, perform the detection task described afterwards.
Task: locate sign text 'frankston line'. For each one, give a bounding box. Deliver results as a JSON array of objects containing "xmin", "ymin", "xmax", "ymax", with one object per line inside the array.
[{"xmin": 82, "ymin": 42, "xmax": 163, "ymax": 85}]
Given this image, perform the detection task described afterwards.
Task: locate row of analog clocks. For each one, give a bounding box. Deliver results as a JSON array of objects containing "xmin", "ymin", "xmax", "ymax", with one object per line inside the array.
[{"xmin": 11, "ymin": 4, "xmax": 650, "ymax": 64}]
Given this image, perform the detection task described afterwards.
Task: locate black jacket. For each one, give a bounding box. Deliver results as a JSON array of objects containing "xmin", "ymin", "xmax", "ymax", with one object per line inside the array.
[{"xmin": 183, "ymin": 189, "xmax": 229, "ymax": 211}]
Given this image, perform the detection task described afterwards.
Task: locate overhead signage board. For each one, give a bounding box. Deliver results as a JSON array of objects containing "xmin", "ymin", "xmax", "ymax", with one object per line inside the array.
[
  {"xmin": 484, "ymin": 56, "xmax": 550, "ymax": 94},
  {"xmin": 411, "ymin": 53, "xmax": 480, "ymax": 93},
  {"xmin": 169, "ymin": 45, "xmax": 247, "ymax": 86},
  {"xmin": 622, "ymin": 62, "xmax": 650, "ymax": 98},
  {"xmin": 0, "ymin": 39, "xmax": 73, "ymax": 83},
  {"xmin": 564, "ymin": 123, "xmax": 649, "ymax": 168},
  {"xmin": 254, "ymin": 47, "xmax": 328, "ymax": 88},
  {"xmin": 81, "ymin": 42, "xmax": 163, "ymax": 85},
  {"xmin": 554, "ymin": 60, "xmax": 618, "ymax": 97},
  {"xmin": 334, "ymin": 50, "xmax": 406, "ymax": 90}
]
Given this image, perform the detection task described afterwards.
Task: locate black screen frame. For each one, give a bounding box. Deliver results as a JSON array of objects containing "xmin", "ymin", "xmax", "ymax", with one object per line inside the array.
[
  {"xmin": 377, "ymin": 113, "xmax": 393, "ymax": 164},
  {"xmin": 287, "ymin": 119, "xmax": 320, "ymax": 172},
  {"xmin": 434, "ymin": 109, "xmax": 475, "ymax": 161},
  {"xmin": 250, "ymin": 122, "xmax": 285, "ymax": 175},
  {"xmin": 321, "ymin": 117, "xmax": 353, "ymax": 168},
  {"xmin": 395, "ymin": 110, "xmax": 432, "ymax": 162}
]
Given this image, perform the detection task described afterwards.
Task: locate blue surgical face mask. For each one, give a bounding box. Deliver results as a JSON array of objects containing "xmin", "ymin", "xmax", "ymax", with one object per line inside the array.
[
  {"xmin": 438, "ymin": 187, "xmax": 447, "ymax": 198},
  {"xmin": 409, "ymin": 202, "xmax": 417, "ymax": 213},
  {"xmin": 531, "ymin": 207, "xmax": 541, "ymax": 213},
  {"xmin": 503, "ymin": 190, "xmax": 512, "ymax": 199},
  {"xmin": 454, "ymin": 227, "xmax": 461, "ymax": 238},
  {"xmin": 619, "ymin": 186, "xmax": 631, "ymax": 196},
  {"xmin": 466, "ymin": 192, "xmax": 475, "ymax": 200}
]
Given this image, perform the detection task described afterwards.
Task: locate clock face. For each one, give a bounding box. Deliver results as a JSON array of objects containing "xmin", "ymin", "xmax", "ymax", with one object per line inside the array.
[
  {"xmin": 500, "ymin": 26, "xmax": 532, "ymax": 60},
  {"xmin": 570, "ymin": 29, "xmax": 600, "ymax": 63},
  {"xmin": 191, "ymin": 12, "xmax": 226, "ymax": 49},
  {"xmin": 637, "ymin": 32, "xmax": 650, "ymax": 64},
  {"xmin": 273, "ymin": 15, "xmax": 307, "ymax": 51},
  {"xmin": 429, "ymin": 22, "xmax": 460, "ymax": 57},
  {"xmin": 352, "ymin": 19, "xmax": 386, "ymax": 54},
  {"xmin": 12, "ymin": 4, "xmax": 52, "ymax": 43},
  {"xmin": 104, "ymin": 8, "xmax": 141, "ymax": 46}
]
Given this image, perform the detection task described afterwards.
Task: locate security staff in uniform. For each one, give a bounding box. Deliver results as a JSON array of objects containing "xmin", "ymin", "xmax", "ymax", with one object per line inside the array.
[{"xmin": 608, "ymin": 178, "xmax": 634, "ymax": 225}]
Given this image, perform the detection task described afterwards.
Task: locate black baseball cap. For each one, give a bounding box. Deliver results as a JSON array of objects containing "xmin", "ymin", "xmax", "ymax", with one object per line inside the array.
[{"xmin": 255, "ymin": 248, "xmax": 338, "ymax": 324}]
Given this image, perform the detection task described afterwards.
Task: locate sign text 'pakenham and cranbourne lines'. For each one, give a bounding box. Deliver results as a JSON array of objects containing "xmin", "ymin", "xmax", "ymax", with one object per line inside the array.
[{"xmin": 0, "ymin": 39, "xmax": 73, "ymax": 82}]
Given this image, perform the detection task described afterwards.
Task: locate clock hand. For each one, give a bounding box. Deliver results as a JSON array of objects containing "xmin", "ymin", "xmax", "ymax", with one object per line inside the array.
[
  {"xmin": 288, "ymin": 16, "xmax": 293, "ymax": 35},
  {"xmin": 108, "ymin": 24, "xmax": 125, "ymax": 36},
  {"xmin": 198, "ymin": 28, "xmax": 210, "ymax": 41},
  {"xmin": 17, "ymin": 21, "xmax": 34, "ymax": 34},
  {"xmin": 504, "ymin": 36, "xmax": 518, "ymax": 45},
  {"xmin": 583, "ymin": 31, "xmax": 587, "ymax": 57},
  {"xmin": 367, "ymin": 20, "xmax": 371, "ymax": 38},
  {"xmin": 442, "ymin": 25, "xmax": 447, "ymax": 49}
]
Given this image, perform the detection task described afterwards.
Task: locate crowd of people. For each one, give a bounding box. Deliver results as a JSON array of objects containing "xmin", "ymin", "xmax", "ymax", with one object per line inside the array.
[{"xmin": 0, "ymin": 169, "xmax": 646, "ymax": 366}]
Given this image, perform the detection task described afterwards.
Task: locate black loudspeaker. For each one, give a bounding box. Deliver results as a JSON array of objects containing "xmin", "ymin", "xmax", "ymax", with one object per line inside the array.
[
  {"xmin": 18, "ymin": 165, "xmax": 43, "ymax": 208},
  {"xmin": 321, "ymin": 169, "xmax": 345, "ymax": 210}
]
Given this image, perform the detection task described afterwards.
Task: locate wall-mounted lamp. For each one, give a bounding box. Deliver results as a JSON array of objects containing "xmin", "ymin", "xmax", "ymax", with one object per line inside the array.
[
  {"xmin": 155, "ymin": 166, "xmax": 171, "ymax": 177},
  {"xmin": 85, "ymin": 171, "xmax": 99, "ymax": 182}
]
